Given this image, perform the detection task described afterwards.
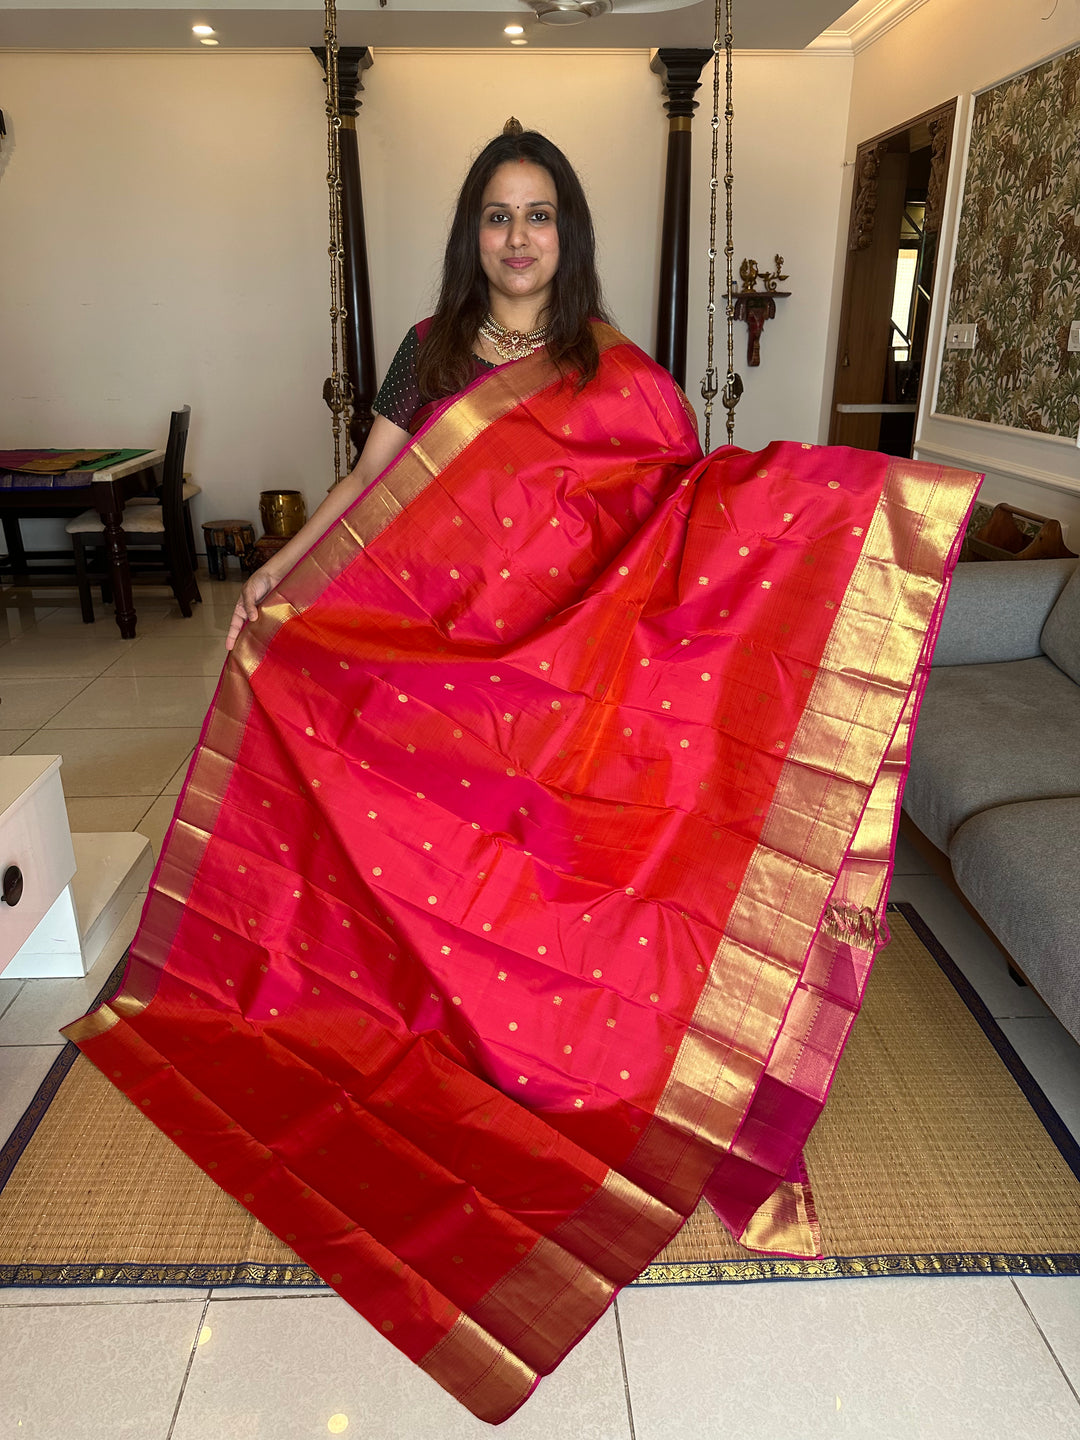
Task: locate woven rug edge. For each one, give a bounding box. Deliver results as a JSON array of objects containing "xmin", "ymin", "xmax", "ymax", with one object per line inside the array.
[{"xmin": 2, "ymin": 903, "xmax": 1078, "ymax": 1291}]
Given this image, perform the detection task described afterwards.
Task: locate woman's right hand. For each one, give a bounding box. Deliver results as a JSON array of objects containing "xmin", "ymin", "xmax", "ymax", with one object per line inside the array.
[
  {"xmin": 226, "ymin": 566, "xmax": 280, "ymax": 652},
  {"xmin": 221, "ymin": 419, "xmax": 412, "ymax": 655}
]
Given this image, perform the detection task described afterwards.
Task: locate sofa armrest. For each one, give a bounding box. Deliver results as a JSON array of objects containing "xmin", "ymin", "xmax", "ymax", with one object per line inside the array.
[{"xmin": 931, "ymin": 557, "xmax": 1079, "ymax": 666}]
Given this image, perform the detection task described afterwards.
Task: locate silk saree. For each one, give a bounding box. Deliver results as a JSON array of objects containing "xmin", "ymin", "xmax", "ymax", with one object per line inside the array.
[{"xmin": 64, "ymin": 324, "xmax": 979, "ymax": 1423}]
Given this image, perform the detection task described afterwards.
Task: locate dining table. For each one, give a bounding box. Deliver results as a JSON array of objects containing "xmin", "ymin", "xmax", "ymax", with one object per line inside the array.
[{"xmin": 0, "ymin": 448, "xmax": 166, "ymax": 639}]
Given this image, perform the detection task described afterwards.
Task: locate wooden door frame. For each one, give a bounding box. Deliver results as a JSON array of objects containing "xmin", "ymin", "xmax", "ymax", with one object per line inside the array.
[{"xmin": 829, "ymin": 99, "xmax": 958, "ymax": 452}]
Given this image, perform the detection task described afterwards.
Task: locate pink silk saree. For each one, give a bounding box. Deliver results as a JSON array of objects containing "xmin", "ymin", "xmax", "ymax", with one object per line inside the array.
[{"xmin": 64, "ymin": 324, "xmax": 979, "ymax": 1423}]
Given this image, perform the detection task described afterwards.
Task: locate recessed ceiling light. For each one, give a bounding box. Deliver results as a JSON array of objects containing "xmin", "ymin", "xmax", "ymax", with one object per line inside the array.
[
  {"xmin": 200, "ymin": 37, "xmax": 219, "ymax": 46},
  {"xmin": 192, "ymin": 24, "xmax": 215, "ymax": 36},
  {"xmin": 504, "ymin": 24, "xmax": 524, "ymax": 34},
  {"xmin": 510, "ymin": 38, "xmax": 528, "ymax": 45}
]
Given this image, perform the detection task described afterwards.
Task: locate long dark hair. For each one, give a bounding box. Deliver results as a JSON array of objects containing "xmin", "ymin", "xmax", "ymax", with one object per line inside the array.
[{"xmin": 416, "ymin": 130, "xmax": 609, "ymax": 400}]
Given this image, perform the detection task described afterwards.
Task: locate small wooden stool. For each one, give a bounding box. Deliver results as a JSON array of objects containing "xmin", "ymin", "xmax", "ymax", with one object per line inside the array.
[
  {"xmin": 202, "ymin": 520, "xmax": 256, "ymax": 579},
  {"xmin": 249, "ymin": 534, "xmax": 291, "ymax": 571}
]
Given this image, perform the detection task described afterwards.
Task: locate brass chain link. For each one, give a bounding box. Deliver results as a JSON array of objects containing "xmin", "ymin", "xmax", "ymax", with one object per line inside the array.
[
  {"xmin": 323, "ymin": 0, "xmax": 351, "ymax": 487},
  {"xmin": 700, "ymin": 0, "xmax": 741, "ymax": 451}
]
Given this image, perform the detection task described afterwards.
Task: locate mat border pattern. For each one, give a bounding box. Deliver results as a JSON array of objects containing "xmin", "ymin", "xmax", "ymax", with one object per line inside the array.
[{"xmin": 2, "ymin": 902, "xmax": 1078, "ymax": 1291}]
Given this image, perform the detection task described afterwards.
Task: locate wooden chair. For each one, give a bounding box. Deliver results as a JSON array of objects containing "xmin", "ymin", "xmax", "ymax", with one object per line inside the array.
[
  {"xmin": 125, "ymin": 470, "xmax": 202, "ymax": 566},
  {"xmin": 65, "ymin": 406, "xmax": 202, "ymax": 623}
]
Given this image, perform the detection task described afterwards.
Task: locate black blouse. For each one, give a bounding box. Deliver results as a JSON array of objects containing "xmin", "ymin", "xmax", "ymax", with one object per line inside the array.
[{"xmin": 371, "ymin": 325, "xmax": 496, "ymax": 433}]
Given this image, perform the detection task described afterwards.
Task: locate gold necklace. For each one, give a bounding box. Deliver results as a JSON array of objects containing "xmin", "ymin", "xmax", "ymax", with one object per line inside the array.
[{"xmin": 479, "ymin": 314, "xmax": 550, "ymax": 362}]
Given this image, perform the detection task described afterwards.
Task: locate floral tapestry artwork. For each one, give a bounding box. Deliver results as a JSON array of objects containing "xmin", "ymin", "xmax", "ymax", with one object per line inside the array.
[{"xmin": 936, "ymin": 46, "xmax": 1080, "ymax": 437}]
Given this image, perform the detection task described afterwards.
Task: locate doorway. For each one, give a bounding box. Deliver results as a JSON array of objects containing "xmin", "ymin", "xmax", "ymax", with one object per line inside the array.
[{"xmin": 829, "ymin": 100, "xmax": 958, "ymax": 456}]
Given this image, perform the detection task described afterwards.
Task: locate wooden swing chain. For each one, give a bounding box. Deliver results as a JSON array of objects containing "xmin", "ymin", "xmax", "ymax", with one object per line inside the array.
[
  {"xmin": 700, "ymin": 3, "xmax": 722, "ymax": 451},
  {"xmin": 721, "ymin": 0, "xmax": 740, "ymax": 446},
  {"xmin": 701, "ymin": 0, "xmax": 739, "ymax": 450},
  {"xmin": 324, "ymin": 0, "xmax": 351, "ymax": 486}
]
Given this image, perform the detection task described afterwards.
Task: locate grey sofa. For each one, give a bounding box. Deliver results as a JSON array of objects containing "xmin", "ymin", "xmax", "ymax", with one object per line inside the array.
[{"xmin": 902, "ymin": 556, "xmax": 1080, "ymax": 1044}]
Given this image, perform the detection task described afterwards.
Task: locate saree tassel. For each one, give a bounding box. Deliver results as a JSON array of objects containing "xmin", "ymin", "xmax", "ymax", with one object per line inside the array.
[{"xmin": 820, "ymin": 901, "xmax": 885, "ymax": 950}]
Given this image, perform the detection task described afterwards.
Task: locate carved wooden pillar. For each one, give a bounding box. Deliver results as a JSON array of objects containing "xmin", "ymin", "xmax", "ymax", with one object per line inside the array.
[
  {"xmin": 313, "ymin": 46, "xmax": 378, "ymax": 458},
  {"xmin": 651, "ymin": 48, "xmax": 712, "ymax": 387}
]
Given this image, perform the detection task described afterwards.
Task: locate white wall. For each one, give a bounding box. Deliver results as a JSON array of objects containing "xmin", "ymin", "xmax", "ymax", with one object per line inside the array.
[
  {"xmin": 844, "ymin": 0, "xmax": 1080, "ymax": 538},
  {"xmin": 0, "ymin": 52, "xmax": 331, "ymax": 546},
  {"xmin": 685, "ymin": 51, "xmax": 854, "ymax": 451},
  {"xmin": 846, "ymin": 0, "xmax": 1080, "ymax": 152},
  {"xmin": 0, "ymin": 45, "xmax": 853, "ymax": 557}
]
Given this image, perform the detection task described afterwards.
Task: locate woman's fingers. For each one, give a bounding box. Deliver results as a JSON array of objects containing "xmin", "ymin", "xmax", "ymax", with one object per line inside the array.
[
  {"xmin": 225, "ymin": 600, "xmax": 248, "ymax": 652},
  {"xmin": 224, "ymin": 574, "xmax": 271, "ymax": 651}
]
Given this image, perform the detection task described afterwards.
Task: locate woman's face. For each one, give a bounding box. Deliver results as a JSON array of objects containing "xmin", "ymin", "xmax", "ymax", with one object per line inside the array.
[{"xmin": 478, "ymin": 160, "xmax": 560, "ymax": 318}]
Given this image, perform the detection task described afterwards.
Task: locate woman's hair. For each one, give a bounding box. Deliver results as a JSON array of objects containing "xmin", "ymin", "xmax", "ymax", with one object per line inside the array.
[{"xmin": 416, "ymin": 130, "xmax": 609, "ymax": 400}]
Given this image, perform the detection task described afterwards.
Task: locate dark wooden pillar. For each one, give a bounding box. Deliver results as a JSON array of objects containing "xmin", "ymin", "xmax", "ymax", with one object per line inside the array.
[
  {"xmin": 651, "ymin": 48, "xmax": 712, "ymax": 387},
  {"xmin": 313, "ymin": 46, "xmax": 378, "ymax": 459}
]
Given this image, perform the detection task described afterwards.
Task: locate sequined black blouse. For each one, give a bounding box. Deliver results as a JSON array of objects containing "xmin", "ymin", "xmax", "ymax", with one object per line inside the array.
[{"xmin": 371, "ymin": 325, "xmax": 496, "ymax": 434}]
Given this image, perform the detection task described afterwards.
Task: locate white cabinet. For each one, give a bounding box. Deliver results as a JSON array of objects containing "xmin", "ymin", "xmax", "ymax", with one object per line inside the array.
[
  {"xmin": 0, "ymin": 756, "xmax": 76, "ymax": 970},
  {"xmin": 0, "ymin": 756, "xmax": 153, "ymax": 979}
]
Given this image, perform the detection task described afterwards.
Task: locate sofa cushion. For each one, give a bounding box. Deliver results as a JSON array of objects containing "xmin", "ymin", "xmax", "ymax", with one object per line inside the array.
[
  {"xmin": 903, "ymin": 655, "xmax": 1080, "ymax": 850},
  {"xmin": 932, "ymin": 557, "xmax": 1077, "ymax": 667},
  {"xmin": 1041, "ymin": 563, "xmax": 1080, "ymax": 684},
  {"xmin": 950, "ymin": 797, "xmax": 1080, "ymax": 1045}
]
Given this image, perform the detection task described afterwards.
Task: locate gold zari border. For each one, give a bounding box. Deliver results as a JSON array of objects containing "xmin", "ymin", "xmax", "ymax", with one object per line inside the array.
[{"xmin": 639, "ymin": 454, "xmax": 978, "ymax": 1249}]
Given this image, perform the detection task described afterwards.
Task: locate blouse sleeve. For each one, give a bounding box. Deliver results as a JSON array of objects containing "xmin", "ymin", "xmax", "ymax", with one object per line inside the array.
[{"xmin": 371, "ymin": 326, "xmax": 422, "ymax": 432}]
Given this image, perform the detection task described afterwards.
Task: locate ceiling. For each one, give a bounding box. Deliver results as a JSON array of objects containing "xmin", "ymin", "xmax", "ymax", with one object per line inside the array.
[{"xmin": 0, "ymin": 1, "xmax": 860, "ymax": 52}]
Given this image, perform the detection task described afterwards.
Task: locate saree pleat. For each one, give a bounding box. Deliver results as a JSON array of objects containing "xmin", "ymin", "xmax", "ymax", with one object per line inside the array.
[{"xmin": 63, "ymin": 325, "xmax": 979, "ymax": 1423}]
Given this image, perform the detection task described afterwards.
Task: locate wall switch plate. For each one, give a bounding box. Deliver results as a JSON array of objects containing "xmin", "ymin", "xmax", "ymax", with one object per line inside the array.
[
  {"xmin": 1068, "ymin": 321, "xmax": 1080, "ymax": 353},
  {"xmin": 946, "ymin": 322, "xmax": 977, "ymax": 350}
]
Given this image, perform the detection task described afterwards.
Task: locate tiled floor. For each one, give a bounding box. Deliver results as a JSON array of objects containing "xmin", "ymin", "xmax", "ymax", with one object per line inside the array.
[{"xmin": 2, "ymin": 580, "xmax": 1080, "ymax": 1439}]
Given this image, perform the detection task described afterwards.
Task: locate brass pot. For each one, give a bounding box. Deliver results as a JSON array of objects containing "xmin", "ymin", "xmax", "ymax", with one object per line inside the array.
[{"xmin": 259, "ymin": 490, "xmax": 307, "ymax": 538}]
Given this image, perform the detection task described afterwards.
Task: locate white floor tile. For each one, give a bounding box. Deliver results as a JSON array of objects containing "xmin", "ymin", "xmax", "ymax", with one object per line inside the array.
[
  {"xmin": 146, "ymin": 586, "xmax": 241, "ymax": 637},
  {"xmin": 0, "ymin": 973, "xmax": 108, "ymax": 1048},
  {"xmin": 44, "ymin": 674, "xmax": 218, "ymax": 730},
  {"xmin": 136, "ymin": 793, "xmax": 179, "ymax": 858},
  {"xmin": 16, "ymin": 726, "xmax": 200, "ymax": 796},
  {"xmin": 888, "ymin": 875, "xmax": 1052, "ymax": 1021},
  {"xmin": 34, "ymin": 600, "xmax": 173, "ymax": 630},
  {"xmin": 0, "ymin": 630, "xmax": 134, "ymax": 677},
  {"xmin": 0, "ymin": 730, "xmax": 37, "ymax": 755},
  {"xmin": 617, "ymin": 1276, "xmax": 1080, "ymax": 1440},
  {"xmin": 210, "ymin": 1284, "xmax": 331, "ymax": 1301},
  {"xmin": 0, "ymin": 601, "xmax": 60, "ymax": 639},
  {"xmin": 0, "ymin": 891, "xmax": 140, "ymax": 1046},
  {"xmin": 103, "ymin": 632, "xmax": 228, "ymax": 677},
  {"xmin": 0, "ymin": 1296, "xmax": 205, "ymax": 1438},
  {"xmin": 172, "ymin": 1295, "xmax": 631, "ymax": 1440},
  {"xmin": 65, "ymin": 794, "xmax": 154, "ymax": 835},
  {"xmin": 1014, "ymin": 1277, "xmax": 1080, "ymax": 1398},
  {"xmin": 163, "ymin": 753, "xmax": 196, "ymax": 796},
  {"xmin": 0, "ymin": 1046, "xmax": 64, "ymax": 1148},
  {"xmin": 0, "ymin": 976, "xmax": 25, "ymax": 1021},
  {"xmin": 998, "ymin": 1016, "xmax": 1080, "ymax": 1143},
  {"xmin": 0, "ymin": 1285, "xmax": 210, "ymax": 1307},
  {"xmin": 0, "ymin": 676, "xmax": 93, "ymax": 729}
]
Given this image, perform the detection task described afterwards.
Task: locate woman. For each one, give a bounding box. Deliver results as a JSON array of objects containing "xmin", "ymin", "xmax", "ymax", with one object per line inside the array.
[
  {"xmin": 68, "ymin": 128, "xmax": 979, "ymax": 1424},
  {"xmin": 227, "ymin": 127, "xmax": 608, "ymax": 653}
]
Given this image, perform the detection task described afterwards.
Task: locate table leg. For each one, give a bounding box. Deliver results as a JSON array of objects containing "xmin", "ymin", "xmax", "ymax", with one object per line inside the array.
[
  {"xmin": 99, "ymin": 489, "xmax": 137, "ymax": 638},
  {"xmin": 1, "ymin": 515, "xmax": 30, "ymax": 583}
]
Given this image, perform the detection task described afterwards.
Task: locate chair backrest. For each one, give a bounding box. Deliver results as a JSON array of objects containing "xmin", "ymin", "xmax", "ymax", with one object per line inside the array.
[{"xmin": 159, "ymin": 405, "xmax": 192, "ymax": 574}]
